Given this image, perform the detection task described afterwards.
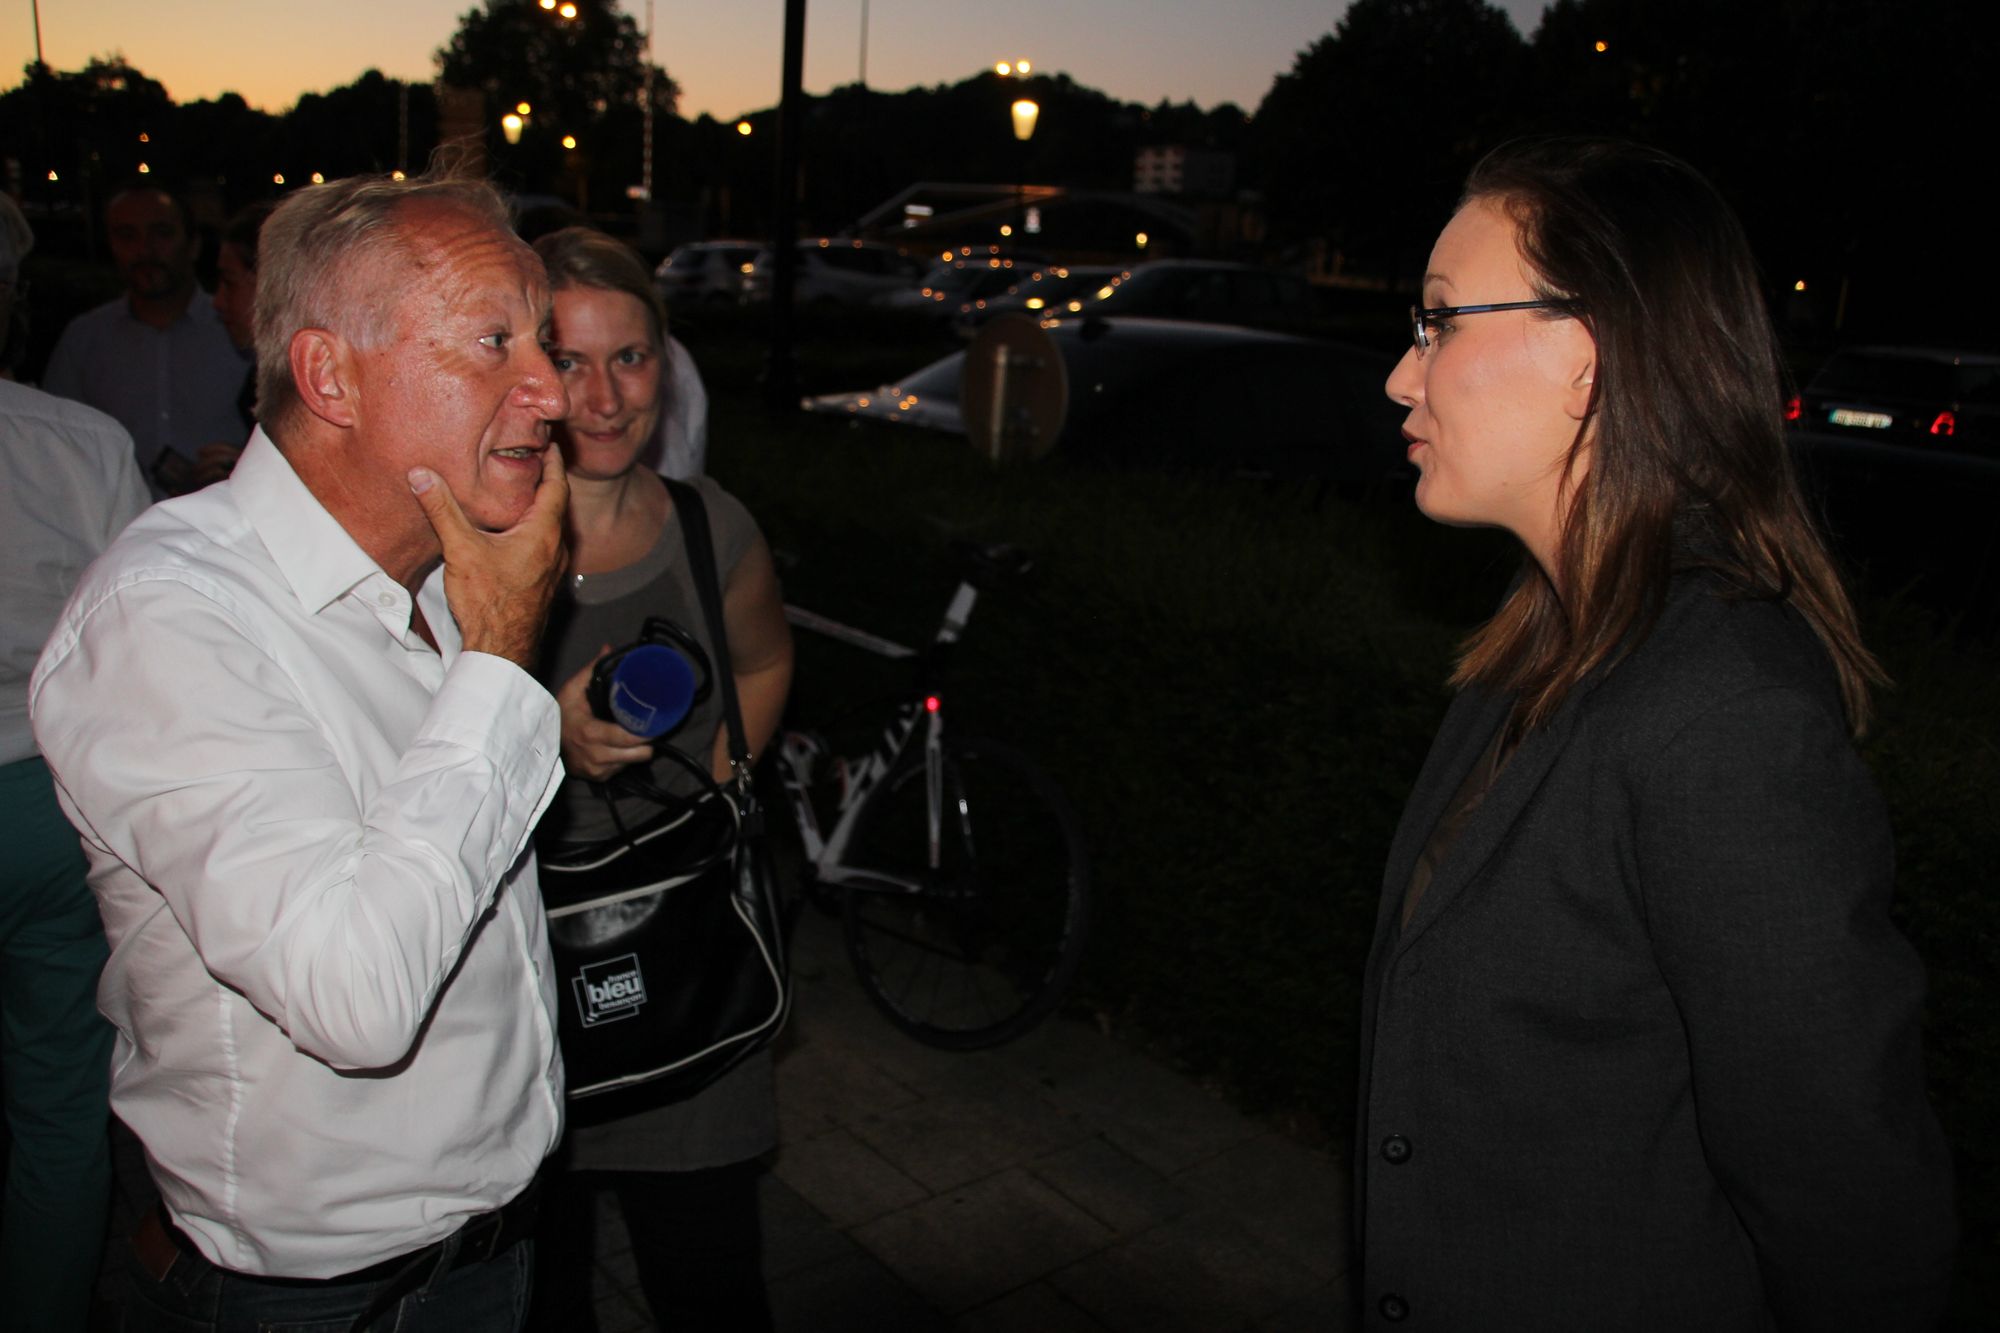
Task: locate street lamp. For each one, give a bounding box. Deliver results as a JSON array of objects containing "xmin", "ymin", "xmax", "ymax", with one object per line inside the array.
[
  {"xmin": 502, "ymin": 113, "xmax": 525, "ymax": 145},
  {"xmin": 1011, "ymin": 99, "xmax": 1039, "ymax": 141},
  {"xmin": 1010, "ymin": 99, "xmax": 1039, "ymax": 240}
]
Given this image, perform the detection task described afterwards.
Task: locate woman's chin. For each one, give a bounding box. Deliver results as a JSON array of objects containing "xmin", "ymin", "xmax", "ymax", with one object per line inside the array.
[{"xmin": 561, "ymin": 429, "xmax": 649, "ymax": 479}]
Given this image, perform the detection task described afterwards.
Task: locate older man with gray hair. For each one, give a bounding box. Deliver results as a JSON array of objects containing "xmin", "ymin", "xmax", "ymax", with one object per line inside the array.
[{"xmin": 31, "ymin": 170, "xmax": 572, "ymax": 1330}]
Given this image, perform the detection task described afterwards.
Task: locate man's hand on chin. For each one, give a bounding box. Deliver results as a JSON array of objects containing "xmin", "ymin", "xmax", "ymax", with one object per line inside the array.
[{"xmin": 407, "ymin": 449, "xmax": 568, "ymax": 668}]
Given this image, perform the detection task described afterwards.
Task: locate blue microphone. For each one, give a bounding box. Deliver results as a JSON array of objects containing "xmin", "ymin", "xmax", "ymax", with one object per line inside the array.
[{"xmin": 602, "ymin": 644, "xmax": 700, "ymax": 739}]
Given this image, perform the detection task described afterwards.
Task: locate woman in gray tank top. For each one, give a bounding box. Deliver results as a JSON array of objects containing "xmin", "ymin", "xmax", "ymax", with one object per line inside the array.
[{"xmin": 527, "ymin": 227, "xmax": 794, "ymax": 1333}]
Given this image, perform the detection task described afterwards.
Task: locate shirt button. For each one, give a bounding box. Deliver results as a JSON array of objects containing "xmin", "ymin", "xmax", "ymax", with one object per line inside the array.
[
  {"xmin": 1379, "ymin": 1293, "xmax": 1409, "ymax": 1322},
  {"xmin": 1380, "ymin": 1134, "xmax": 1412, "ymax": 1165},
  {"xmin": 377, "ymin": 592, "xmax": 395, "ymax": 607}
]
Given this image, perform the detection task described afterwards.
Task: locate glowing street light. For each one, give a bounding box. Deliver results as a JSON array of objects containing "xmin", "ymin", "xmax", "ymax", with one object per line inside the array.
[
  {"xmin": 1136, "ymin": 231, "xmax": 1149, "ymax": 250},
  {"xmin": 538, "ymin": 0, "xmax": 556, "ymax": 8},
  {"xmin": 46, "ymin": 169, "xmax": 58, "ymax": 181},
  {"xmin": 559, "ymin": 2, "xmax": 578, "ymax": 18},
  {"xmin": 311, "ymin": 172, "xmax": 325, "ymax": 184},
  {"xmin": 736, "ymin": 119, "xmax": 753, "ymax": 136},
  {"xmin": 1594, "ymin": 40, "xmax": 1608, "ymax": 53},
  {"xmin": 561, "ymin": 134, "xmax": 579, "ymax": 150},
  {"xmin": 1015, "ymin": 59, "xmax": 1032, "ymax": 74},
  {"xmin": 502, "ymin": 113, "xmax": 525, "ymax": 145},
  {"xmin": 137, "ymin": 162, "xmax": 151, "ymax": 174},
  {"xmin": 516, "ymin": 101, "xmax": 532, "ymax": 117},
  {"xmin": 1010, "ymin": 99, "xmax": 1039, "ymax": 240},
  {"xmin": 995, "ymin": 61, "xmax": 1012, "ymax": 76},
  {"xmin": 1011, "ymin": 99, "xmax": 1039, "ymax": 141},
  {"xmin": 273, "ymin": 173, "xmax": 285, "ymax": 185}
]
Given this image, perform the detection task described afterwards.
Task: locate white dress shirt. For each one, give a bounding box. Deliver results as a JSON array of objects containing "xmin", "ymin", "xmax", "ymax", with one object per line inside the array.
[
  {"xmin": 1, "ymin": 378, "xmax": 148, "ymax": 765},
  {"xmin": 30, "ymin": 428, "xmax": 566, "ymax": 1278}
]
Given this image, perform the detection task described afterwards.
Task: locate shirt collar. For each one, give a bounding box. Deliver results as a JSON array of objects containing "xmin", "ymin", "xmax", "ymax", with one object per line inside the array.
[{"xmin": 232, "ymin": 427, "xmax": 391, "ymax": 615}]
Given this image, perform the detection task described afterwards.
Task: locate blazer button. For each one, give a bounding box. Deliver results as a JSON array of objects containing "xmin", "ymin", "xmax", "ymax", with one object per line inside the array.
[
  {"xmin": 1380, "ymin": 1134, "xmax": 1412, "ymax": 1165},
  {"xmin": 1379, "ymin": 1292, "xmax": 1410, "ymax": 1322}
]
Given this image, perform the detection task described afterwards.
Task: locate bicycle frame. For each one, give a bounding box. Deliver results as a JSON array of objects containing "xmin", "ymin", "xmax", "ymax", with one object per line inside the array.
[{"xmin": 777, "ymin": 581, "xmax": 982, "ymax": 892}]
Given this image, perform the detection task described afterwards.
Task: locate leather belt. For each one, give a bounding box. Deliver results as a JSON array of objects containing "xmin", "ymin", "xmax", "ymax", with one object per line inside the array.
[{"xmin": 133, "ymin": 1184, "xmax": 538, "ymax": 1290}]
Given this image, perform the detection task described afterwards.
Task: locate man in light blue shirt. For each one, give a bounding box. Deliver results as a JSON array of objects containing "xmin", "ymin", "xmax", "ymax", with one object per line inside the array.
[{"xmin": 42, "ymin": 186, "xmax": 249, "ymax": 498}]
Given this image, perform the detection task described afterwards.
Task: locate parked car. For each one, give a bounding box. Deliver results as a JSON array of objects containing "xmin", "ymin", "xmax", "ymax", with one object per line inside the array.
[
  {"xmin": 880, "ymin": 247, "xmax": 1051, "ymax": 320},
  {"xmin": 741, "ymin": 238, "xmax": 924, "ymax": 307},
  {"xmin": 802, "ymin": 315, "xmax": 1407, "ymax": 484},
  {"xmin": 951, "ymin": 264, "xmax": 1127, "ymax": 334},
  {"xmin": 654, "ymin": 240, "xmax": 762, "ymax": 306},
  {"xmin": 1791, "ymin": 346, "xmax": 2000, "ymax": 452},
  {"xmin": 1066, "ymin": 259, "xmax": 1318, "ymax": 333}
]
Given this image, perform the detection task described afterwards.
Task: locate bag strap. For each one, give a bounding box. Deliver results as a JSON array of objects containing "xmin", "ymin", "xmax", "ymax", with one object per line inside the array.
[{"xmin": 663, "ymin": 478, "xmax": 752, "ymax": 786}]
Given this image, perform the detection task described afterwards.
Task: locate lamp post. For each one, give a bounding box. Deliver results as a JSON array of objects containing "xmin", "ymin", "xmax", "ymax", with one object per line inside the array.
[{"xmin": 1011, "ymin": 98, "xmax": 1039, "ymax": 240}]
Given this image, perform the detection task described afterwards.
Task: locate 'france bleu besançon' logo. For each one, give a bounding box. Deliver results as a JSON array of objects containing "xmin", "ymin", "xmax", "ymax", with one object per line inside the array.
[{"xmin": 575, "ymin": 954, "xmax": 648, "ymax": 1027}]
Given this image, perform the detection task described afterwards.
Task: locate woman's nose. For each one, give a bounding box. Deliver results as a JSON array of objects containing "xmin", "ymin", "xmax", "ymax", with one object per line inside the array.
[{"xmin": 1386, "ymin": 343, "xmax": 1423, "ymax": 407}]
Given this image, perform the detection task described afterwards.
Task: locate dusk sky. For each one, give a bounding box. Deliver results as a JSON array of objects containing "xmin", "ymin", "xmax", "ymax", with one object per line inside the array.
[{"xmin": 6, "ymin": 1, "xmax": 1553, "ymax": 121}]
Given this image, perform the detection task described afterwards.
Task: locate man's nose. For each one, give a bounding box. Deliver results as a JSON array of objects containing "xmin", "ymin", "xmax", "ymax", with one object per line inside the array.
[{"xmin": 520, "ymin": 343, "xmax": 570, "ymax": 421}]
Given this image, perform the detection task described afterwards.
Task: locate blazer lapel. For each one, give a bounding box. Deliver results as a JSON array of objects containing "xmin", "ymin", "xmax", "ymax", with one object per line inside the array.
[
  {"xmin": 1376, "ymin": 686, "xmax": 1510, "ymax": 923},
  {"xmin": 1391, "ymin": 685, "xmax": 1589, "ymax": 955}
]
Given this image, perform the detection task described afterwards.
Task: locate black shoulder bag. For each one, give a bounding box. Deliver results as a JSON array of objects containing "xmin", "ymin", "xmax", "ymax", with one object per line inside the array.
[{"xmin": 537, "ymin": 480, "xmax": 791, "ymax": 1124}]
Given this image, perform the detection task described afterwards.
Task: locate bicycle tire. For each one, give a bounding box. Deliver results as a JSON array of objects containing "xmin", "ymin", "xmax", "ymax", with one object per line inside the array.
[{"xmin": 841, "ymin": 734, "xmax": 1090, "ymax": 1050}]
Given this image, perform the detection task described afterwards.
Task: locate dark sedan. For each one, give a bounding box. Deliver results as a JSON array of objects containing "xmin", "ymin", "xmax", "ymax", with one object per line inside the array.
[
  {"xmin": 802, "ymin": 315, "xmax": 1407, "ymax": 485},
  {"xmin": 1792, "ymin": 346, "xmax": 1999, "ymax": 453}
]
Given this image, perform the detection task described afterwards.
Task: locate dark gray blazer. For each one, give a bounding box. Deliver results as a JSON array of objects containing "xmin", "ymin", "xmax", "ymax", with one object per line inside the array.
[{"xmin": 1354, "ymin": 574, "xmax": 1956, "ymax": 1331}]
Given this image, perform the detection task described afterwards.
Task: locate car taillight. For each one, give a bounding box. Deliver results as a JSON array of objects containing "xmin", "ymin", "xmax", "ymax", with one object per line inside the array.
[
  {"xmin": 1784, "ymin": 395, "xmax": 1801, "ymax": 422},
  {"xmin": 1930, "ymin": 410, "xmax": 1956, "ymax": 437}
]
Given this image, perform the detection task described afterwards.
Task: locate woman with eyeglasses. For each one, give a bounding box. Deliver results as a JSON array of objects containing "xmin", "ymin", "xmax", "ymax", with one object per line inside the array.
[{"xmin": 1355, "ymin": 137, "xmax": 1955, "ymax": 1330}]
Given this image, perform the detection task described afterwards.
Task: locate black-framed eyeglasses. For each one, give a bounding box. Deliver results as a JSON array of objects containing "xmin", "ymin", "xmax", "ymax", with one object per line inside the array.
[{"xmin": 1410, "ymin": 300, "xmax": 1570, "ymax": 355}]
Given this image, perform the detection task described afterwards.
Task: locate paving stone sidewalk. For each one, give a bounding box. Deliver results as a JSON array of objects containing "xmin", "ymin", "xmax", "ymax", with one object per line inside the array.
[{"xmin": 586, "ymin": 909, "xmax": 1354, "ymax": 1332}]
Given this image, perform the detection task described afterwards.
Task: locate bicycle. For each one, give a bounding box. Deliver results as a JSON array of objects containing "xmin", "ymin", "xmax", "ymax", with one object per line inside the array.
[{"xmin": 772, "ymin": 541, "xmax": 1090, "ymax": 1051}]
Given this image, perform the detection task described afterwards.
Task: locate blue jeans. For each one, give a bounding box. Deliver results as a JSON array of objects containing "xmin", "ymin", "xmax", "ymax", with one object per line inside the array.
[{"xmin": 121, "ymin": 1226, "xmax": 533, "ymax": 1333}]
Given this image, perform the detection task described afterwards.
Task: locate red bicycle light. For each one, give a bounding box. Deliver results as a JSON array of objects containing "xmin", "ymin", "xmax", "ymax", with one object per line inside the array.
[
  {"xmin": 1784, "ymin": 394, "xmax": 1801, "ymax": 422},
  {"xmin": 924, "ymin": 695, "xmax": 941, "ymax": 713},
  {"xmin": 1930, "ymin": 410, "xmax": 1956, "ymax": 437}
]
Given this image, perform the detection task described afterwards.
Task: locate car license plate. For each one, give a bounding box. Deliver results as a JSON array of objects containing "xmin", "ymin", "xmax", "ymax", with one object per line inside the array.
[{"xmin": 1830, "ymin": 408, "xmax": 1894, "ymax": 429}]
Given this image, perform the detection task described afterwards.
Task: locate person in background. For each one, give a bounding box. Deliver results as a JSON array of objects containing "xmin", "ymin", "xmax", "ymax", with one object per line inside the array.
[
  {"xmin": 1354, "ymin": 135, "xmax": 1956, "ymax": 1331},
  {"xmin": 1, "ymin": 194, "xmax": 33, "ymax": 378},
  {"xmin": 1, "ymin": 191, "xmax": 151, "ymax": 1332},
  {"xmin": 31, "ymin": 169, "xmax": 572, "ymax": 1331},
  {"xmin": 41, "ymin": 184, "xmax": 248, "ymax": 497},
  {"xmin": 649, "ymin": 333, "xmax": 709, "ymax": 479},
  {"xmin": 527, "ymin": 225, "xmax": 792, "ymax": 1333},
  {"xmin": 190, "ymin": 199, "xmax": 279, "ymax": 487}
]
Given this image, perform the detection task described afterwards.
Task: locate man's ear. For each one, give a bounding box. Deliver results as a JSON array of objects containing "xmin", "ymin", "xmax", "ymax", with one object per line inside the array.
[{"xmin": 288, "ymin": 329, "xmax": 357, "ymax": 428}]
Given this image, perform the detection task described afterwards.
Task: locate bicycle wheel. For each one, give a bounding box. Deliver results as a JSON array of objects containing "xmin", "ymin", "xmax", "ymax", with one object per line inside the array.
[{"xmin": 841, "ymin": 734, "xmax": 1089, "ymax": 1050}]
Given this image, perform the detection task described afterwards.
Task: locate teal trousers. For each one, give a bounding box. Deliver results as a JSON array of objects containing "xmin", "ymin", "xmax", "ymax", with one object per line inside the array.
[{"xmin": 0, "ymin": 755, "xmax": 113, "ymax": 1331}]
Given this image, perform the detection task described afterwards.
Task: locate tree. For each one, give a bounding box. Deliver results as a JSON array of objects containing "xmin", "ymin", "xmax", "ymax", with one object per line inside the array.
[
  {"xmin": 1251, "ymin": 1, "xmax": 1530, "ymax": 276},
  {"xmin": 436, "ymin": 0, "xmax": 678, "ymax": 202}
]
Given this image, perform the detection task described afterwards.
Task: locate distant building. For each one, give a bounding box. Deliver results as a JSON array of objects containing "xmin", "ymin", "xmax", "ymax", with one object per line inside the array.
[{"xmin": 1134, "ymin": 146, "xmax": 1236, "ymax": 200}]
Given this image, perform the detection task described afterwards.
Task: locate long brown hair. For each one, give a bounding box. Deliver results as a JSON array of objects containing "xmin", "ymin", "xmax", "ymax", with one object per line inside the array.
[{"xmin": 1448, "ymin": 136, "xmax": 1883, "ymax": 735}]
